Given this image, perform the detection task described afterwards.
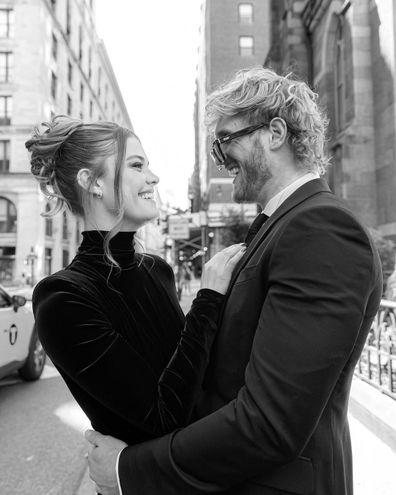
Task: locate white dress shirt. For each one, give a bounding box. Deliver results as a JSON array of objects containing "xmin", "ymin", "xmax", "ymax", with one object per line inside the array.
[{"xmin": 263, "ymin": 172, "xmax": 320, "ymax": 217}]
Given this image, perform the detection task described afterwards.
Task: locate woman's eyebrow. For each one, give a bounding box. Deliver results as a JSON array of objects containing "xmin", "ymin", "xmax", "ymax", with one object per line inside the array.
[{"xmin": 125, "ymin": 154, "xmax": 144, "ymax": 160}]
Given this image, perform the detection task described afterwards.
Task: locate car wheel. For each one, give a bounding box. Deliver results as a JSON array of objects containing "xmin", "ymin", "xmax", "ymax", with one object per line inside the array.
[{"xmin": 18, "ymin": 329, "xmax": 46, "ymax": 381}]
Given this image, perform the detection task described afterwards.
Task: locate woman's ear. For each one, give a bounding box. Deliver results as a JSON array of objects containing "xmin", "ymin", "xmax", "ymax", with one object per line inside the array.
[
  {"xmin": 76, "ymin": 168, "xmax": 102, "ymax": 197},
  {"xmin": 268, "ymin": 118, "xmax": 288, "ymax": 151}
]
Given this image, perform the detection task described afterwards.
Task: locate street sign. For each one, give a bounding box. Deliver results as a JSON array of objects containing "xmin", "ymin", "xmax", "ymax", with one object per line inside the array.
[{"xmin": 168, "ymin": 216, "xmax": 190, "ymax": 239}]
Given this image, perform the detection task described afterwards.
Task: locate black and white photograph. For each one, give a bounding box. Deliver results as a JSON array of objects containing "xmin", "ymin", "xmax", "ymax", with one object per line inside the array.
[{"xmin": 0, "ymin": 1, "xmax": 396, "ymax": 494}]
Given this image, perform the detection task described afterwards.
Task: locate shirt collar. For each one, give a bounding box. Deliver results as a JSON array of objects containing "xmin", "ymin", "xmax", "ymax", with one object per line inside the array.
[{"xmin": 263, "ymin": 172, "xmax": 320, "ymax": 217}]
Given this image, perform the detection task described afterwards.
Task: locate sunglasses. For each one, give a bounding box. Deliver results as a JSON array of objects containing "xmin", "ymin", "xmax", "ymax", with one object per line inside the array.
[{"xmin": 210, "ymin": 122, "xmax": 268, "ymax": 170}]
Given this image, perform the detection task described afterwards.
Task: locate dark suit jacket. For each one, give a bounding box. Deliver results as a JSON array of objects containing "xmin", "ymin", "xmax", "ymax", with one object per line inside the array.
[{"xmin": 119, "ymin": 179, "xmax": 383, "ymax": 495}]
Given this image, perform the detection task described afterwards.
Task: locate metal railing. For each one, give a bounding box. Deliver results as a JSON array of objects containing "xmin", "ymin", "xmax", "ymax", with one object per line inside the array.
[{"xmin": 355, "ymin": 299, "xmax": 396, "ymax": 400}]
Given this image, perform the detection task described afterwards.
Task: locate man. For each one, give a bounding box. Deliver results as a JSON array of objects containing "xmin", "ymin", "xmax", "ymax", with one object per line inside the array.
[{"xmin": 86, "ymin": 67, "xmax": 382, "ymax": 494}]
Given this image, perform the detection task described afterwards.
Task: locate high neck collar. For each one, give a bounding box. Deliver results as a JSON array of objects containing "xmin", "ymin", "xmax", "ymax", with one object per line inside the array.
[{"xmin": 77, "ymin": 230, "xmax": 137, "ymax": 270}]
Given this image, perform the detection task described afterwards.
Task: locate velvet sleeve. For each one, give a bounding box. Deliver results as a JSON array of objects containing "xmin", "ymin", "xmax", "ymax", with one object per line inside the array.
[{"xmin": 33, "ymin": 279, "xmax": 223, "ymax": 436}]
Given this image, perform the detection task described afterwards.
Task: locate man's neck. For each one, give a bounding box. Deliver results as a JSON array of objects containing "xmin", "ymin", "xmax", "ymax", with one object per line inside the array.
[
  {"xmin": 262, "ymin": 172, "xmax": 320, "ymax": 216},
  {"xmin": 258, "ymin": 169, "xmax": 309, "ymax": 208}
]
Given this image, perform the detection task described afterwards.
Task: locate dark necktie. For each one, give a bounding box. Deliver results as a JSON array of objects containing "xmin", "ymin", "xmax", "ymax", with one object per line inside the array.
[{"xmin": 244, "ymin": 213, "xmax": 269, "ymax": 246}]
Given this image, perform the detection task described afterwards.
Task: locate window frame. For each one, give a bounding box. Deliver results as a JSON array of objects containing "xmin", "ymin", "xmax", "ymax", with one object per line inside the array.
[
  {"xmin": 238, "ymin": 3, "xmax": 254, "ymax": 24},
  {"xmin": 0, "ymin": 196, "xmax": 16, "ymax": 233},
  {"xmin": 0, "ymin": 96, "xmax": 12, "ymax": 125},
  {"xmin": 0, "ymin": 9, "xmax": 14, "ymax": 39},
  {"xmin": 239, "ymin": 35, "xmax": 254, "ymax": 56}
]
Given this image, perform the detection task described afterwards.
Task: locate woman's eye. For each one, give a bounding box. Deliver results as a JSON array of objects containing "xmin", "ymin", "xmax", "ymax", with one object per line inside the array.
[{"xmin": 129, "ymin": 162, "xmax": 143, "ymax": 170}]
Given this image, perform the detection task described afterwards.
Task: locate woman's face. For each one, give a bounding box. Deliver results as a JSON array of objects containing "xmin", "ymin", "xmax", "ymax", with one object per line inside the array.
[{"xmin": 100, "ymin": 136, "xmax": 160, "ymax": 230}]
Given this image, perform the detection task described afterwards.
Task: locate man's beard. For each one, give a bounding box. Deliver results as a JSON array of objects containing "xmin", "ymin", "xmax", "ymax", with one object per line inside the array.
[{"xmin": 233, "ymin": 144, "xmax": 271, "ymax": 203}]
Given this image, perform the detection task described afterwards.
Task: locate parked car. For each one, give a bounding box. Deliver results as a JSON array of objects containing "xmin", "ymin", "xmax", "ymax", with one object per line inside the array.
[{"xmin": 0, "ymin": 284, "xmax": 45, "ymax": 381}]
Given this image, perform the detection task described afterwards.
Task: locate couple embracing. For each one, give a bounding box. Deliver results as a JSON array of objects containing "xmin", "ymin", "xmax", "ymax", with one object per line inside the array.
[{"xmin": 27, "ymin": 67, "xmax": 382, "ymax": 495}]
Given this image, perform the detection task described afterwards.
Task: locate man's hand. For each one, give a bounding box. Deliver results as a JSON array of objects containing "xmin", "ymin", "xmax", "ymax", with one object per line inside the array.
[{"xmin": 85, "ymin": 429, "xmax": 127, "ymax": 495}]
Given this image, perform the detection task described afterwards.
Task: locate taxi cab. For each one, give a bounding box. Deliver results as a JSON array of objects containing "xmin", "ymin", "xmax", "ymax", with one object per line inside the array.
[{"xmin": 0, "ymin": 284, "xmax": 46, "ymax": 381}]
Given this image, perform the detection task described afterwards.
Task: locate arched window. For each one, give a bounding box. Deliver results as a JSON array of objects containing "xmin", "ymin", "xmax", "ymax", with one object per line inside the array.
[
  {"xmin": 334, "ymin": 15, "xmax": 354, "ymax": 133},
  {"xmin": 0, "ymin": 196, "xmax": 16, "ymax": 233}
]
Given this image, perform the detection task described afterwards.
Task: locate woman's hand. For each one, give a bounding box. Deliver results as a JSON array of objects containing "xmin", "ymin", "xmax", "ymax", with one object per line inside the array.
[{"xmin": 201, "ymin": 244, "xmax": 246, "ymax": 294}]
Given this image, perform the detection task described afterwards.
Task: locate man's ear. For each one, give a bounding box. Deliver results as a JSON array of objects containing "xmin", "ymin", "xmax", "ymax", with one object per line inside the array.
[
  {"xmin": 268, "ymin": 118, "xmax": 288, "ymax": 151},
  {"xmin": 76, "ymin": 168, "xmax": 102, "ymax": 197}
]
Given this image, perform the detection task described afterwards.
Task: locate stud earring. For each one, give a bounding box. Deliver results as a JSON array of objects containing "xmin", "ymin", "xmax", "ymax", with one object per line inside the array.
[{"xmin": 94, "ymin": 190, "xmax": 103, "ymax": 199}]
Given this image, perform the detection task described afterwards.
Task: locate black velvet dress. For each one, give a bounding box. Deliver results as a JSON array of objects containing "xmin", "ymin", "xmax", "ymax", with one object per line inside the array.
[{"xmin": 32, "ymin": 231, "xmax": 223, "ymax": 444}]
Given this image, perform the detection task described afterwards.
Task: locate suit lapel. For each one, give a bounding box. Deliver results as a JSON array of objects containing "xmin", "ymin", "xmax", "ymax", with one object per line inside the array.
[{"xmin": 225, "ymin": 178, "xmax": 331, "ymax": 298}]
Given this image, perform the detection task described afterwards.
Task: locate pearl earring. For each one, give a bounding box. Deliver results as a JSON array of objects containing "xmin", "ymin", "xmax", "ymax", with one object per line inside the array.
[{"xmin": 94, "ymin": 190, "xmax": 103, "ymax": 199}]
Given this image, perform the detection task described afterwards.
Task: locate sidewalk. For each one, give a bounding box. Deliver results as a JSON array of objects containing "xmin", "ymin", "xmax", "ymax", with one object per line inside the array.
[{"xmin": 349, "ymin": 378, "xmax": 396, "ymax": 494}]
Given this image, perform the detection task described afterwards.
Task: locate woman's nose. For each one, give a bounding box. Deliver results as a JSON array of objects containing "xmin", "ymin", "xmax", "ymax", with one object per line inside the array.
[{"xmin": 146, "ymin": 170, "xmax": 159, "ymax": 185}]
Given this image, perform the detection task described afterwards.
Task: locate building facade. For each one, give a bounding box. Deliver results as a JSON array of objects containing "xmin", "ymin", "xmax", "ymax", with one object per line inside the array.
[
  {"xmin": 266, "ymin": 0, "xmax": 396, "ymax": 239},
  {"xmin": 192, "ymin": 0, "xmax": 271, "ymax": 254},
  {"xmin": 0, "ymin": 0, "xmax": 133, "ymax": 285}
]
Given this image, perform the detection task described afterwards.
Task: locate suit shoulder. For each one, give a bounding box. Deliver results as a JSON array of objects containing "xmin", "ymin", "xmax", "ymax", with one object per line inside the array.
[{"xmin": 291, "ymin": 194, "xmax": 369, "ymax": 234}]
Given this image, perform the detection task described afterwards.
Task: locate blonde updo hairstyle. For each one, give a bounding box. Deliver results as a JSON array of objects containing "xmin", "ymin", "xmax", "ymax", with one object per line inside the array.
[{"xmin": 25, "ymin": 115, "xmax": 135, "ymax": 266}]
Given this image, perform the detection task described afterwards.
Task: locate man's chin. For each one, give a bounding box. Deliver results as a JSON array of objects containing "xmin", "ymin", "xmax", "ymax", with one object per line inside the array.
[{"xmin": 233, "ymin": 192, "xmax": 252, "ymax": 203}]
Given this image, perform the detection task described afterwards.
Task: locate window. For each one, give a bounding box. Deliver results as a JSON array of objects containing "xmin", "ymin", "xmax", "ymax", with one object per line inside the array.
[
  {"xmin": 0, "ymin": 52, "xmax": 12, "ymax": 82},
  {"xmin": 62, "ymin": 249, "xmax": 69, "ymax": 267},
  {"xmin": 62, "ymin": 211, "xmax": 68, "ymax": 240},
  {"xmin": 0, "ymin": 9, "xmax": 14, "ymax": 38},
  {"xmin": 0, "ymin": 283, "xmax": 11, "ymax": 305},
  {"xmin": 97, "ymin": 67, "xmax": 102, "ymax": 97},
  {"xmin": 0, "ymin": 197, "xmax": 16, "ymax": 233},
  {"xmin": 51, "ymin": 71, "xmax": 57, "ymax": 99},
  {"xmin": 78, "ymin": 25, "xmax": 83, "ymax": 63},
  {"xmin": 239, "ymin": 36, "xmax": 254, "ymax": 56},
  {"xmin": 80, "ymin": 82, "xmax": 84, "ymax": 103},
  {"xmin": 66, "ymin": 0, "xmax": 71, "ymax": 38},
  {"xmin": 334, "ymin": 15, "xmax": 354, "ymax": 132},
  {"xmin": 67, "ymin": 60, "xmax": 73, "ymax": 86},
  {"xmin": 89, "ymin": 99, "xmax": 93, "ymax": 118},
  {"xmin": 45, "ymin": 204, "xmax": 53, "ymax": 237},
  {"xmin": 0, "ymin": 96, "xmax": 11, "ymax": 125},
  {"xmin": 112, "ymin": 101, "xmax": 115, "ymax": 120},
  {"xmin": 0, "ymin": 247, "xmax": 14, "ymax": 283},
  {"xmin": 52, "ymin": 33, "xmax": 58, "ymax": 60},
  {"xmin": 0, "ymin": 140, "xmax": 10, "ymax": 172},
  {"xmin": 67, "ymin": 94, "xmax": 72, "ymax": 115},
  {"xmin": 88, "ymin": 47, "xmax": 92, "ymax": 80},
  {"xmin": 238, "ymin": 3, "xmax": 253, "ymax": 24},
  {"xmin": 104, "ymin": 83, "xmax": 108, "ymax": 111},
  {"xmin": 44, "ymin": 247, "xmax": 52, "ymax": 275}
]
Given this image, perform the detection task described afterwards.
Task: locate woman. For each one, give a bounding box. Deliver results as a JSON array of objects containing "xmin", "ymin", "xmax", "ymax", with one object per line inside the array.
[{"xmin": 26, "ymin": 115, "xmax": 244, "ymax": 445}]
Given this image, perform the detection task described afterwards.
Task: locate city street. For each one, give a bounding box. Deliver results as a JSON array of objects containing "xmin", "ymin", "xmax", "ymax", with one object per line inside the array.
[
  {"xmin": 0, "ymin": 279, "xmax": 395, "ymax": 495},
  {"xmin": 0, "ymin": 364, "xmax": 90, "ymax": 495}
]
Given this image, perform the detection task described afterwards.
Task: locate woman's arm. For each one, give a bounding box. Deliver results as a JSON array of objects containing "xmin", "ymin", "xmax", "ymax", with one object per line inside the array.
[{"xmin": 33, "ymin": 277, "xmax": 221, "ymax": 437}]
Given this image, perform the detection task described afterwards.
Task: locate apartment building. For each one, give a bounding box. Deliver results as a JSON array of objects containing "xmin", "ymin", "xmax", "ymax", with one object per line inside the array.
[
  {"xmin": 266, "ymin": 0, "xmax": 396, "ymax": 239},
  {"xmin": 0, "ymin": 0, "xmax": 133, "ymax": 285},
  {"xmin": 192, "ymin": 0, "xmax": 271, "ymax": 254}
]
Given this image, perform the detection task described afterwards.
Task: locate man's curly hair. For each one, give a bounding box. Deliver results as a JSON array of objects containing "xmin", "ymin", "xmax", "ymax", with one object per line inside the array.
[{"xmin": 205, "ymin": 67, "xmax": 330, "ymax": 175}]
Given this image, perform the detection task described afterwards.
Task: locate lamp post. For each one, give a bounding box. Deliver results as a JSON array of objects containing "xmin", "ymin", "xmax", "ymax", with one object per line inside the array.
[
  {"xmin": 199, "ymin": 210, "xmax": 207, "ymax": 273},
  {"xmin": 25, "ymin": 247, "xmax": 38, "ymax": 287}
]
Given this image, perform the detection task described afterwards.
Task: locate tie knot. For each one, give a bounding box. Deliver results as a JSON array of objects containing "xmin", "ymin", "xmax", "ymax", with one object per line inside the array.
[{"xmin": 244, "ymin": 213, "xmax": 269, "ymax": 246}]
